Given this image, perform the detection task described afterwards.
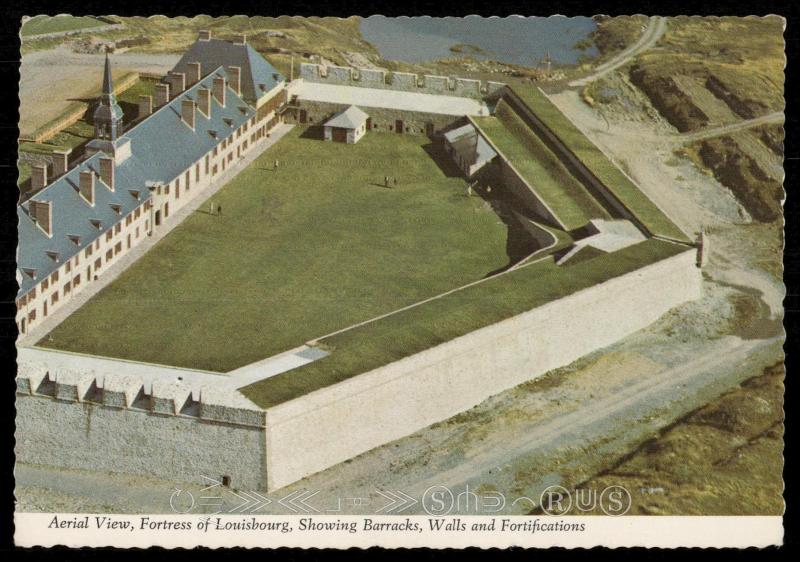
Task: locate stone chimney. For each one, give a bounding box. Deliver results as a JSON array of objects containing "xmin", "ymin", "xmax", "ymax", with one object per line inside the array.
[
  {"xmin": 227, "ymin": 66, "xmax": 241, "ymax": 96},
  {"xmin": 232, "ymin": 34, "xmax": 246, "ymax": 45},
  {"xmin": 168, "ymin": 72, "xmax": 186, "ymax": 95},
  {"xmin": 181, "ymin": 99, "xmax": 196, "ymax": 130},
  {"xmin": 198, "ymin": 88, "xmax": 211, "ymax": 118},
  {"xmin": 53, "ymin": 150, "xmax": 71, "ymax": 177},
  {"xmin": 31, "ymin": 164, "xmax": 47, "ymax": 191},
  {"xmin": 155, "ymin": 83, "xmax": 170, "ymax": 106},
  {"xmin": 99, "ymin": 157, "xmax": 115, "ymax": 191},
  {"xmin": 79, "ymin": 170, "xmax": 95, "ymax": 204},
  {"xmin": 213, "ymin": 76, "xmax": 226, "ymax": 107},
  {"xmin": 29, "ymin": 200, "xmax": 52, "ymax": 236},
  {"xmin": 138, "ymin": 95, "xmax": 153, "ymax": 118},
  {"xmin": 187, "ymin": 62, "xmax": 201, "ymax": 84},
  {"xmin": 198, "ymin": 30, "xmax": 211, "ymax": 41}
]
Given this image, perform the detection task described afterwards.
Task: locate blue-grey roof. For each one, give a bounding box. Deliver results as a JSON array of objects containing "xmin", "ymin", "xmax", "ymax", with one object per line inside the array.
[
  {"xmin": 17, "ymin": 66, "xmax": 256, "ymax": 298},
  {"xmin": 171, "ymin": 38, "xmax": 285, "ymax": 103}
]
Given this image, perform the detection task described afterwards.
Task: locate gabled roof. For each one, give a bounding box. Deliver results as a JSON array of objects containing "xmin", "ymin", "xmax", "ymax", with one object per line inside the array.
[
  {"xmin": 443, "ymin": 123, "xmax": 496, "ymax": 168},
  {"xmin": 17, "ymin": 66, "xmax": 256, "ymax": 298},
  {"xmin": 171, "ymin": 38, "xmax": 285, "ymax": 103},
  {"xmin": 324, "ymin": 105, "xmax": 369, "ymax": 129}
]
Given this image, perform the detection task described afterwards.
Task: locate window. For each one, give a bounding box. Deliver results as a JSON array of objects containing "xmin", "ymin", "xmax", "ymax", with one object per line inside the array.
[
  {"xmin": 136, "ymin": 227, "xmax": 140, "ymax": 238},
  {"xmin": 106, "ymin": 231, "xmax": 113, "ymax": 242},
  {"xmin": 51, "ymin": 292, "xmax": 58, "ymax": 305},
  {"xmin": 42, "ymin": 278, "xmax": 49, "ymax": 290},
  {"xmin": 30, "ymin": 287, "xmax": 36, "ymax": 299},
  {"xmin": 73, "ymin": 274, "xmax": 81, "ymax": 288},
  {"xmin": 213, "ymin": 146, "xmax": 218, "ymax": 157},
  {"xmin": 106, "ymin": 249, "xmax": 113, "ymax": 261},
  {"xmin": 66, "ymin": 261, "xmax": 71, "ymax": 273},
  {"xmin": 28, "ymin": 309, "xmax": 36, "ymax": 322},
  {"xmin": 115, "ymin": 242, "xmax": 122, "ymax": 255},
  {"xmin": 195, "ymin": 164, "xmax": 199, "ymax": 183},
  {"xmin": 95, "ymin": 239, "xmax": 100, "ymax": 250},
  {"xmin": 63, "ymin": 283, "xmax": 70, "ymax": 296},
  {"xmin": 205, "ymin": 155, "xmax": 210, "ymax": 175},
  {"xmin": 164, "ymin": 185, "xmax": 170, "ymax": 195},
  {"xmin": 135, "ymin": 208, "xmax": 141, "ymax": 219},
  {"xmin": 115, "ymin": 223, "xmax": 121, "ymax": 234},
  {"xmin": 95, "ymin": 258, "xmax": 101, "ymax": 270},
  {"xmin": 126, "ymin": 215, "xmax": 132, "ymax": 226},
  {"xmin": 74, "ymin": 254, "xmax": 79, "ymax": 267},
  {"xmin": 51, "ymin": 271, "xmax": 59, "ymax": 283}
]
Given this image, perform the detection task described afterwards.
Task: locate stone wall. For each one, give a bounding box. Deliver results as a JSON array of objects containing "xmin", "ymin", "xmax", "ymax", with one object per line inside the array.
[
  {"xmin": 263, "ymin": 248, "xmax": 702, "ymax": 490},
  {"xmin": 15, "ymin": 367, "xmax": 267, "ymax": 490},
  {"xmin": 300, "ymin": 63, "xmax": 506, "ymax": 100},
  {"xmin": 286, "ymin": 99, "xmax": 463, "ymax": 136}
]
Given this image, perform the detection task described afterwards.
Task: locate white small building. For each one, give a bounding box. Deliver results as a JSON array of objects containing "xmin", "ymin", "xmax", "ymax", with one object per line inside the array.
[{"xmin": 323, "ymin": 105, "xmax": 369, "ymax": 144}]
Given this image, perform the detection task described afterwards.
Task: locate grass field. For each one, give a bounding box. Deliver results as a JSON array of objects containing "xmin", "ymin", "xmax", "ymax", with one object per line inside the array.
[
  {"xmin": 474, "ymin": 101, "xmax": 611, "ymax": 231},
  {"xmin": 41, "ymin": 128, "xmax": 512, "ymax": 371},
  {"xmin": 242, "ymin": 238, "xmax": 688, "ymax": 408},
  {"xmin": 511, "ymin": 85, "xmax": 691, "ymax": 242},
  {"xmin": 21, "ymin": 15, "xmax": 109, "ymax": 37}
]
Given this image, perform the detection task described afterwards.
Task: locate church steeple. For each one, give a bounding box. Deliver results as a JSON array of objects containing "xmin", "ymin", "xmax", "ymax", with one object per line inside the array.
[{"xmin": 93, "ymin": 51, "xmax": 124, "ymax": 141}]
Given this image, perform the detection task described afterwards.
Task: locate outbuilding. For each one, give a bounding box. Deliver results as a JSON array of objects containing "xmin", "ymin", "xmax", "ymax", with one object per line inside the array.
[
  {"xmin": 443, "ymin": 122, "xmax": 497, "ymax": 178},
  {"xmin": 323, "ymin": 105, "xmax": 369, "ymax": 144}
]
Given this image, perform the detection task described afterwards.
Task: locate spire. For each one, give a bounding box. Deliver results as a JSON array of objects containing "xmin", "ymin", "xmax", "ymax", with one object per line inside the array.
[
  {"xmin": 102, "ymin": 51, "xmax": 114, "ymax": 96},
  {"xmin": 93, "ymin": 49, "xmax": 124, "ymax": 142}
]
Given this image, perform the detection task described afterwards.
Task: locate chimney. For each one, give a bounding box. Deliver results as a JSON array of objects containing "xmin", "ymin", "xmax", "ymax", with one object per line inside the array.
[
  {"xmin": 187, "ymin": 62, "xmax": 201, "ymax": 84},
  {"xmin": 168, "ymin": 72, "xmax": 186, "ymax": 95},
  {"xmin": 198, "ymin": 30, "xmax": 211, "ymax": 41},
  {"xmin": 99, "ymin": 157, "xmax": 115, "ymax": 191},
  {"xmin": 227, "ymin": 66, "xmax": 241, "ymax": 96},
  {"xmin": 53, "ymin": 150, "xmax": 70, "ymax": 177},
  {"xmin": 198, "ymin": 88, "xmax": 211, "ymax": 117},
  {"xmin": 29, "ymin": 200, "xmax": 52, "ymax": 236},
  {"xmin": 232, "ymin": 34, "xmax": 246, "ymax": 45},
  {"xmin": 138, "ymin": 95, "xmax": 153, "ymax": 118},
  {"xmin": 181, "ymin": 99, "xmax": 196, "ymax": 130},
  {"xmin": 155, "ymin": 83, "xmax": 170, "ymax": 106},
  {"xmin": 31, "ymin": 164, "xmax": 47, "ymax": 191},
  {"xmin": 213, "ymin": 76, "xmax": 226, "ymax": 107},
  {"xmin": 79, "ymin": 170, "xmax": 95, "ymax": 204}
]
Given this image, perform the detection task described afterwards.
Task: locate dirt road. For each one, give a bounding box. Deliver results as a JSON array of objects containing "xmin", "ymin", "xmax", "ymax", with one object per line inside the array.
[{"xmin": 568, "ymin": 16, "xmax": 667, "ymax": 87}]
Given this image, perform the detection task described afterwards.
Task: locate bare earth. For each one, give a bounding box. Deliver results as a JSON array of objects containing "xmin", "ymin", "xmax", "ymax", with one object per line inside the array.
[{"xmin": 19, "ymin": 46, "xmax": 179, "ymax": 135}]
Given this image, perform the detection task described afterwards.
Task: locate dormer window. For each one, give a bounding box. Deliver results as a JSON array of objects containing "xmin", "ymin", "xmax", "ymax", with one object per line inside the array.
[
  {"xmin": 22, "ymin": 268, "xmax": 37, "ymax": 280},
  {"xmin": 46, "ymin": 251, "xmax": 60, "ymax": 262},
  {"xmin": 223, "ymin": 118, "xmax": 233, "ymax": 128},
  {"xmin": 129, "ymin": 189, "xmax": 141, "ymax": 200},
  {"xmin": 90, "ymin": 219, "xmax": 102, "ymax": 230},
  {"xmin": 110, "ymin": 204, "xmax": 122, "ymax": 215},
  {"xmin": 68, "ymin": 234, "xmax": 81, "ymax": 246},
  {"xmin": 209, "ymin": 130, "xmax": 219, "ymax": 140}
]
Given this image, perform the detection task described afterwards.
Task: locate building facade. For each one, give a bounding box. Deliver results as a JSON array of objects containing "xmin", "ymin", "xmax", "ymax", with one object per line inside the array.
[{"xmin": 16, "ymin": 32, "xmax": 286, "ymax": 336}]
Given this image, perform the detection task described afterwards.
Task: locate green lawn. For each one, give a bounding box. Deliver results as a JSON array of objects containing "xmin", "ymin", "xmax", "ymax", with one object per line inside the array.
[
  {"xmin": 242, "ymin": 238, "xmax": 689, "ymax": 408},
  {"xmin": 41, "ymin": 129, "xmax": 512, "ymax": 371},
  {"xmin": 510, "ymin": 85, "xmax": 691, "ymax": 242},
  {"xmin": 474, "ymin": 100, "xmax": 611, "ymax": 231},
  {"xmin": 21, "ymin": 15, "xmax": 109, "ymax": 37}
]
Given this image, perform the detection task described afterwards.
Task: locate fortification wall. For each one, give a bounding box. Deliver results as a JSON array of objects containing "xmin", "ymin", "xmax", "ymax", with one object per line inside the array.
[
  {"xmin": 15, "ymin": 368, "xmax": 267, "ymax": 490},
  {"xmin": 299, "ymin": 63, "xmax": 506, "ymax": 100},
  {"xmin": 287, "ymin": 99, "xmax": 463, "ymax": 135},
  {"xmin": 263, "ymin": 248, "xmax": 702, "ymax": 490}
]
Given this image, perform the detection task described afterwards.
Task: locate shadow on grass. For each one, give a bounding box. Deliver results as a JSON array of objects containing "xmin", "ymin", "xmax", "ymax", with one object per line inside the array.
[
  {"xmin": 298, "ymin": 126, "xmax": 325, "ymax": 140},
  {"xmin": 422, "ymin": 140, "xmax": 463, "ymax": 178}
]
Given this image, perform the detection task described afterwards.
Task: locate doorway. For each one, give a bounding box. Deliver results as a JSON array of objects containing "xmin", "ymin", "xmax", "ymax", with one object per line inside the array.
[
  {"xmin": 155, "ymin": 210, "xmax": 161, "ymax": 227},
  {"xmin": 395, "ymin": 119, "xmax": 404, "ymax": 134}
]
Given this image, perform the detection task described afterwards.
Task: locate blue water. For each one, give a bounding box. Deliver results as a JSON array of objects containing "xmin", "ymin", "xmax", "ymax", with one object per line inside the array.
[{"xmin": 360, "ymin": 16, "xmax": 598, "ymax": 67}]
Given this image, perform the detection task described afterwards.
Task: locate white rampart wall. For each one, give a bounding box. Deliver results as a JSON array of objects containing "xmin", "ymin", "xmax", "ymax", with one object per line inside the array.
[
  {"xmin": 15, "ymin": 367, "xmax": 267, "ymax": 489},
  {"xmin": 263, "ymin": 248, "xmax": 701, "ymax": 490},
  {"xmin": 300, "ymin": 63, "xmax": 506, "ymax": 100}
]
